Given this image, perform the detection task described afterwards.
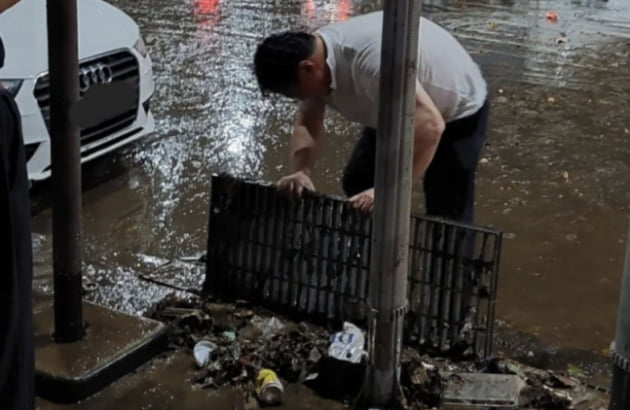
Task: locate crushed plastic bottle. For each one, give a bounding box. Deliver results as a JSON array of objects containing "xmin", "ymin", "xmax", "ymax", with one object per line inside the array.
[
  {"xmin": 328, "ymin": 322, "xmax": 366, "ymax": 364},
  {"xmin": 261, "ymin": 317, "xmax": 285, "ymax": 339}
]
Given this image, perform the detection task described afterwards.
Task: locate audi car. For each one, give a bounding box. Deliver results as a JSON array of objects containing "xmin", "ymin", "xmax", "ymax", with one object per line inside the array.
[{"xmin": 0, "ymin": 0, "xmax": 155, "ymax": 182}]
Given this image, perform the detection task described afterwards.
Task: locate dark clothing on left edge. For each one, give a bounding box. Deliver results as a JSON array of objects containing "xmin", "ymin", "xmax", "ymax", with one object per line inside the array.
[{"xmin": 0, "ymin": 35, "xmax": 35, "ymax": 410}]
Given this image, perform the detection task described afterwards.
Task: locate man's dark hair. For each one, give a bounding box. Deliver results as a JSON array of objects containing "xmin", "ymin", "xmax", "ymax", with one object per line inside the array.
[{"xmin": 254, "ymin": 31, "xmax": 315, "ymax": 96}]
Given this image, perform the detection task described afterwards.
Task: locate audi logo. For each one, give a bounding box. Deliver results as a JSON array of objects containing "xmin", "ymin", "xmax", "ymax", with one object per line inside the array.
[{"xmin": 79, "ymin": 63, "xmax": 113, "ymax": 92}]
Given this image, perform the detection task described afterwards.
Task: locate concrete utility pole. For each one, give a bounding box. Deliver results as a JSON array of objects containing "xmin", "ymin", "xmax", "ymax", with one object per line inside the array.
[
  {"xmin": 365, "ymin": 0, "xmax": 422, "ymax": 406},
  {"xmin": 609, "ymin": 220, "xmax": 630, "ymax": 409},
  {"xmin": 47, "ymin": 0, "xmax": 84, "ymax": 342}
]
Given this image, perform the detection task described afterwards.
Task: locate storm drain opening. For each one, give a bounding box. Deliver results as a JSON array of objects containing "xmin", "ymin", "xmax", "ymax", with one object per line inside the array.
[{"xmin": 204, "ymin": 174, "xmax": 502, "ymax": 357}]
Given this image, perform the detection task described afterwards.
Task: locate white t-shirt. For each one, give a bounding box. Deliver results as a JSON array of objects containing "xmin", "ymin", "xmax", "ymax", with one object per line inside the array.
[{"xmin": 315, "ymin": 11, "xmax": 487, "ymax": 127}]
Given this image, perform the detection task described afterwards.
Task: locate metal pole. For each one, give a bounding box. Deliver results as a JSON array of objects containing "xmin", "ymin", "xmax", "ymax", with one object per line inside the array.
[
  {"xmin": 47, "ymin": 0, "xmax": 84, "ymax": 342},
  {"xmin": 609, "ymin": 220, "xmax": 630, "ymax": 409},
  {"xmin": 365, "ymin": 0, "xmax": 422, "ymax": 406}
]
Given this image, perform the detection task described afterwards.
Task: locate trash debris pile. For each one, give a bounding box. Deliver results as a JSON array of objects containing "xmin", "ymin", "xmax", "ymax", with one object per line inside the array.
[
  {"xmin": 148, "ymin": 294, "xmax": 331, "ymax": 393},
  {"xmin": 400, "ymin": 350, "xmax": 443, "ymax": 409},
  {"xmin": 398, "ymin": 352, "xmax": 608, "ymax": 410},
  {"xmin": 148, "ymin": 295, "xmax": 609, "ymax": 409}
]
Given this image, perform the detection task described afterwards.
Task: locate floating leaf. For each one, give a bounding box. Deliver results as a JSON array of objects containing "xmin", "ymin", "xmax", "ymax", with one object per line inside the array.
[{"xmin": 567, "ymin": 363, "xmax": 584, "ymax": 378}]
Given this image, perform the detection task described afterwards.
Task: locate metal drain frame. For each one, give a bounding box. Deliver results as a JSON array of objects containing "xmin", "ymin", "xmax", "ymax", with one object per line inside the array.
[{"xmin": 204, "ymin": 174, "xmax": 502, "ymax": 357}]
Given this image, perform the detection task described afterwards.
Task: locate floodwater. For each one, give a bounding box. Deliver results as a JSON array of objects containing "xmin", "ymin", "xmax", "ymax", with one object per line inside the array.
[{"xmin": 31, "ymin": 0, "xmax": 630, "ymax": 380}]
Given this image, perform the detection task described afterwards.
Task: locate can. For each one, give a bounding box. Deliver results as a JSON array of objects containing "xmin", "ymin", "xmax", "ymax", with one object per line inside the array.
[{"xmin": 255, "ymin": 369, "xmax": 284, "ymax": 405}]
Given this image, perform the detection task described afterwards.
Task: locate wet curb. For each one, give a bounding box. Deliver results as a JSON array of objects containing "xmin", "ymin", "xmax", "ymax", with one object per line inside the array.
[{"xmin": 35, "ymin": 301, "xmax": 168, "ymax": 403}]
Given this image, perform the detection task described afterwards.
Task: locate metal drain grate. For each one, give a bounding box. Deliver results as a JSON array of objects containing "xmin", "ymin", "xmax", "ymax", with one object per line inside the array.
[{"xmin": 204, "ymin": 174, "xmax": 502, "ymax": 357}]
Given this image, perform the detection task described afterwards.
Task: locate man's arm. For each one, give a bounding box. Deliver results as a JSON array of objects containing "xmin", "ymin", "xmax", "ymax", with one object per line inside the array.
[
  {"xmin": 354, "ymin": 43, "xmax": 444, "ymax": 181},
  {"xmin": 349, "ymin": 82, "xmax": 445, "ymax": 213},
  {"xmin": 411, "ymin": 82, "xmax": 445, "ymax": 181},
  {"xmin": 0, "ymin": 0, "xmax": 19, "ymax": 14},
  {"xmin": 289, "ymin": 99, "xmax": 325, "ymax": 175},
  {"xmin": 275, "ymin": 99, "xmax": 325, "ymax": 199}
]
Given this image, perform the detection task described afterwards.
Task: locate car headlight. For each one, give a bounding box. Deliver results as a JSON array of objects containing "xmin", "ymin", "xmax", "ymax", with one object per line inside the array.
[
  {"xmin": 133, "ymin": 36, "xmax": 148, "ymax": 58},
  {"xmin": 0, "ymin": 79, "xmax": 23, "ymax": 97}
]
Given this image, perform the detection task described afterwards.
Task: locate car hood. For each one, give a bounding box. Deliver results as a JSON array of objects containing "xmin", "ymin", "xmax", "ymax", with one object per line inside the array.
[{"xmin": 0, "ymin": 0, "xmax": 139, "ymax": 79}]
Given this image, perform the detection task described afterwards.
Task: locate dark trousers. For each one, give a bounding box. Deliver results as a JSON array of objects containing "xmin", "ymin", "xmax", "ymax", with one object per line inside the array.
[
  {"xmin": 341, "ymin": 101, "xmax": 490, "ymax": 224},
  {"xmin": 0, "ymin": 87, "xmax": 34, "ymax": 410}
]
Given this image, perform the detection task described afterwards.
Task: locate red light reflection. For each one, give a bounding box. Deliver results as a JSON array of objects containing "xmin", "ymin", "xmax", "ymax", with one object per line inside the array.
[
  {"xmin": 193, "ymin": 0, "xmax": 218, "ymax": 15},
  {"xmin": 336, "ymin": 0, "xmax": 351, "ymax": 21}
]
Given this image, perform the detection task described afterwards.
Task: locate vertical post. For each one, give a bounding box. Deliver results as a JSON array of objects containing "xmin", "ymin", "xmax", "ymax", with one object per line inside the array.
[
  {"xmin": 47, "ymin": 0, "xmax": 84, "ymax": 342},
  {"xmin": 609, "ymin": 220, "xmax": 630, "ymax": 409},
  {"xmin": 365, "ymin": 0, "xmax": 422, "ymax": 406}
]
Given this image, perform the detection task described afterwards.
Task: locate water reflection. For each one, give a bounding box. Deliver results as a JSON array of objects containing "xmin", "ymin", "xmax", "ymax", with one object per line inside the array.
[
  {"xmin": 191, "ymin": 0, "xmax": 222, "ymax": 45},
  {"xmin": 303, "ymin": 0, "xmax": 315, "ymax": 19},
  {"xmin": 336, "ymin": 0, "xmax": 352, "ymax": 21},
  {"xmin": 299, "ymin": 0, "xmax": 358, "ymax": 26}
]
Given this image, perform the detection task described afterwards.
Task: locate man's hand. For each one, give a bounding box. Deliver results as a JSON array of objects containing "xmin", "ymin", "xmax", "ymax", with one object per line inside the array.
[
  {"xmin": 275, "ymin": 171, "xmax": 315, "ymax": 200},
  {"xmin": 349, "ymin": 188, "xmax": 374, "ymax": 214}
]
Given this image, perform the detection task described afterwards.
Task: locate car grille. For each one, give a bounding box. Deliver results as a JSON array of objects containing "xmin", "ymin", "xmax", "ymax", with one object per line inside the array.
[{"xmin": 33, "ymin": 50, "xmax": 140, "ymax": 147}]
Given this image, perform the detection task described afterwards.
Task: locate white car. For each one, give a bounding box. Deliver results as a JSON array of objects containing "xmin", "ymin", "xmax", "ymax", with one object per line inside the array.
[{"xmin": 0, "ymin": 0, "xmax": 155, "ymax": 182}]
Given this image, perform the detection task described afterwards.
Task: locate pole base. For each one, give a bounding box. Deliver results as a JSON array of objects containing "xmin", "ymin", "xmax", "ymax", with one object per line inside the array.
[
  {"xmin": 354, "ymin": 382, "xmax": 407, "ymax": 410},
  {"xmin": 34, "ymin": 300, "xmax": 168, "ymax": 403},
  {"xmin": 609, "ymin": 364, "xmax": 630, "ymax": 410}
]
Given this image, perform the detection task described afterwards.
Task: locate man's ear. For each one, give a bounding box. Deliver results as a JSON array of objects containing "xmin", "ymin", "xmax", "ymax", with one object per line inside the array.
[
  {"xmin": 0, "ymin": 0, "xmax": 20, "ymax": 14},
  {"xmin": 299, "ymin": 60, "xmax": 315, "ymax": 74}
]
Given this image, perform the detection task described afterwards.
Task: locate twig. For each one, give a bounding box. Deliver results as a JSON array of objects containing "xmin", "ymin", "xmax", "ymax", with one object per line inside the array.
[{"xmin": 137, "ymin": 273, "xmax": 202, "ymax": 296}]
